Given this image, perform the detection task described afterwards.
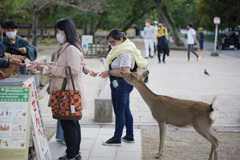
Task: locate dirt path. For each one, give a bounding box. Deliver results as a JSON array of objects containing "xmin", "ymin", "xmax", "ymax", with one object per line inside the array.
[{"xmin": 142, "ymin": 127, "xmax": 240, "ymax": 160}]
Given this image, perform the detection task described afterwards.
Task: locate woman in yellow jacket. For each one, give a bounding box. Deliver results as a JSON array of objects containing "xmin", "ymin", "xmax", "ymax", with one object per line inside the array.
[{"xmin": 156, "ymin": 21, "xmax": 169, "ymax": 64}]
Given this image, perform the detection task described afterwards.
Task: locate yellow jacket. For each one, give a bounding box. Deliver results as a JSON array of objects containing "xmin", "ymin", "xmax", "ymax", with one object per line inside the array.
[
  {"xmin": 106, "ymin": 39, "xmax": 148, "ymax": 70},
  {"xmin": 156, "ymin": 27, "xmax": 168, "ymax": 38}
]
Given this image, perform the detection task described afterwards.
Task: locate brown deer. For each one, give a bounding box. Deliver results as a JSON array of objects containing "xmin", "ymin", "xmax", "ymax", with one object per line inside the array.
[{"xmin": 121, "ymin": 71, "xmax": 219, "ymax": 160}]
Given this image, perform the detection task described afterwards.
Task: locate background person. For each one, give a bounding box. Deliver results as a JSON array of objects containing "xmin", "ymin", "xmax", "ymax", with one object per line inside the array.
[
  {"xmin": 55, "ymin": 120, "xmax": 65, "ymax": 144},
  {"xmin": 198, "ymin": 28, "xmax": 204, "ymax": 51},
  {"xmin": 99, "ymin": 29, "xmax": 147, "ymax": 146},
  {"xmin": 187, "ymin": 23, "xmax": 201, "ymax": 62},
  {"xmin": 156, "ymin": 21, "xmax": 169, "ymax": 64},
  {"xmin": 0, "ymin": 20, "xmax": 6, "ymax": 42},
  {"xmin": 143, "ymin": 19, "xmax": 155, "ymax": 58}
]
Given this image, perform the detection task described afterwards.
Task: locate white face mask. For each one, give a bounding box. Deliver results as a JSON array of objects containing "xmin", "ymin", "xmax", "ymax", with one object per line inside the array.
[
  {"xmin": 6, "ymin": 32, "xmax": 16, "ymax": 39},
  {"xmin": 111, "ymin": 45, "xmax": 119, "ymax": 49},
  {"xmin": 56, "ymin": 31, "xmax": 65, "ymax": 44}
]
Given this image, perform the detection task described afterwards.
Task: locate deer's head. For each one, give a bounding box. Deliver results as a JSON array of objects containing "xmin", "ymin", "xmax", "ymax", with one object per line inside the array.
[{"xmin": 121, "ymin": 71, "xmax": 149, "ymax": 87}]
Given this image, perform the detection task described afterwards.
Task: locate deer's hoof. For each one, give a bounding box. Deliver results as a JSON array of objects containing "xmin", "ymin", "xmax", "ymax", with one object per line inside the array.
[{"xmin": 154, "ymin": 153, "xmax": 160, "ymax": 159}]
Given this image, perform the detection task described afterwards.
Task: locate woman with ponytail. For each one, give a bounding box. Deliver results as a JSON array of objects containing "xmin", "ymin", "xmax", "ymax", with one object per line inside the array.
[{"xmin": 99, "ymin": 29, "xmax": 147, "ymax": 145}]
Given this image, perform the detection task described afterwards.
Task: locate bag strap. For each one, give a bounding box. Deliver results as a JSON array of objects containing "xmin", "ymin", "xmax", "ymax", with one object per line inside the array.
[
  {"xmin": 67, "ymin": 66, "xmax": 76, "ymax": 90},
  {"xmin": 60, "ymin": 67, "xmax": 70, "ymax": 91},
  {"xmin": 60, "ymin": 79, "xmax": 67, "ymax": 91},
  {"xmin": 60, "ymin": 66, "xmax": 76, "ymax": 91}
]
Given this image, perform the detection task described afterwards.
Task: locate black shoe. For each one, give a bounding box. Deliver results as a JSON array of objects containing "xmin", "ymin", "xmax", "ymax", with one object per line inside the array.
[
  {"xmin": 122, "ymin": 136, "xmax": 135, "ymax": 143},
  {"xmin": 102, "ymin": 137, "xmax": 121, "ymax": 146},
  {"xmin": 75, "ymin": 153, "xmax": 82, "ymax": 160},
  {"xmin": 40, "ymin": 81, "xmax": 45, "ymax": 87},
  {"xmin": 59, "ymin": 154, "xmax": 76, "ymax": 160}
]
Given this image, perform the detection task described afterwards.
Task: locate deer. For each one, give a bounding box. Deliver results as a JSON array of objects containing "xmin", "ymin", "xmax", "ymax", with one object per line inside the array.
[{"xmin": 121, "ymin": 71, "xmax": 219, "ymax": 160}]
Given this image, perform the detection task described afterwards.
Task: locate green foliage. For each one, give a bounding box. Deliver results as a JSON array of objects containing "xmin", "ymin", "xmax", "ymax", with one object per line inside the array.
[
  {"xmin": 0, "ymin": 0, "xmax": 26, "ymax": 20},
  {"xmin": 163, "ymin": 0, "xmax": 202, "ymax": 29},
  {"xmin": 198, "ymin": 0, "xmax": 240, "ymax": 31},
  {"xmin": 38, "ymin": 0, "xmax": 157, "ymax": 33},
  {"xmin": 97, "ymin": 0, "xmax": 157, "ymax": 31}
]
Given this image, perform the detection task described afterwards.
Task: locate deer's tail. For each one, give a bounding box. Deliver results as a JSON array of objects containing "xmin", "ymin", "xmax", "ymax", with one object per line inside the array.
[{"xmin": 210, "ymin": 95, "xmax": 218, "ymax": 121}]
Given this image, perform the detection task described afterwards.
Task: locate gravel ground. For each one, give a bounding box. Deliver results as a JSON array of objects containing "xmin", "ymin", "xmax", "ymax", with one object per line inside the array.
[{"xmin": 141, "ymin": 126, "xmax": 240, "ymax": 160}]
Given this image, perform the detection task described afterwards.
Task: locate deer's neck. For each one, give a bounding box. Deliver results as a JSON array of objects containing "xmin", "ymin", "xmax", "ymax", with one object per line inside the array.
[{"xmin": 135, "ymin": 82, "xmax": 157, "ymax": 110}]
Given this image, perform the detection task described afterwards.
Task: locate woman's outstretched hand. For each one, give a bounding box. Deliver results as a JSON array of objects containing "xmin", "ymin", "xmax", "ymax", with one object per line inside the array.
[
  {"xmin": 44, "ymin": 65, "xmax": 52, "ymax": 76},
  {"xmin": 99, "ymin": 70, "xmax": 108, "ymax": 78},
  {"xmin": 26, "ymin": 61, "xmax": 38, "ymax": 70},
  {"xmin": 89, "ymin": 70, "xmax": 98, "ymax": 77},
  {"xmin": 0, "ymin": 71, "xmax": 5, "ymax": 79},
  {"xmin": 100, "ymin": 57, "xmax": 105, "ymax": 63}
]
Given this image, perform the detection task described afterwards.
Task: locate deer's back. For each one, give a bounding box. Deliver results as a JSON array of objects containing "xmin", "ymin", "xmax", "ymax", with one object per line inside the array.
[{"xmin": 151, "ymin": 96, "xmax": 212, "ymax": 127}]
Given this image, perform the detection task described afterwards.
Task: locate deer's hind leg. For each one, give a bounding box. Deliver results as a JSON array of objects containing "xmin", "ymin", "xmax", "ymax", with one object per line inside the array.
[
  {"xmin": 155, "ymin": 121, "xmax": 166, "ymax": 159},
  {"xmin": 193, "ymin": 120, "xmax": 218, "ymax": 160}
]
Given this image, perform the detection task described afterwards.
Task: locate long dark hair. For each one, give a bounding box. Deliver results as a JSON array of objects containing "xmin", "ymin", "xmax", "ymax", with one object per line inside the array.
[
  {"xmin": 107, "ymin": 29, "xmax": 126, "ymax": 41},
  {"xmin": 55, "ymin": 18, "xmax": 84, "ymax": 53}
]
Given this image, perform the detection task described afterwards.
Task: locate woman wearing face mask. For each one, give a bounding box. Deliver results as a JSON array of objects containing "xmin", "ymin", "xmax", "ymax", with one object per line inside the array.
[
  {"xmin": 143, "ymin": 19, "xmax": 155, "ymax": 58},
  {"xmin": 99, "ymin": 29, "xmax": 147, "ymax": 145},
  {"xmin": 26, "ymin": 18, "xmax": 97, "ymax": 160},
  {"xmin": 156, "ymin": 21, "xmax": 169, "ymax": 64}
]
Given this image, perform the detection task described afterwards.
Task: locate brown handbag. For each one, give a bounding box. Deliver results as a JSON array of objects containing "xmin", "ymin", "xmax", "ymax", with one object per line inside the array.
[{"xmin": 51, "ymin": 66, "xmax": 82, "ymax": 120}]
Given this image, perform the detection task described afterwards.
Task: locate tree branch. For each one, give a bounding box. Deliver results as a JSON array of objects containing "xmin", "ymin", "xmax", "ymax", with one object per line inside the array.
[
  {"xmin": 66, "ymin": 0, "xmax": 109, "ymax": 14},
  {"xmin": 37, "ymin": 1, "xmax": 54, "ymax": 12},
  {"xmin": 121, "ymin": 5, "xmax": 157, "ymax": 31}
]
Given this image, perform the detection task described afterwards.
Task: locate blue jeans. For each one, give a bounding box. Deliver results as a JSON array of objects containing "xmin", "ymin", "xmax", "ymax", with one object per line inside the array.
[
  {"xmin": 199, "ymin": 40, "xmax": 203, "ymax": 49},
  {"xmin": 187, "ymin": 44, "xmax": 199, "ymax": 60},
  {"xmin": 110, "ymin": 77, "xmax": 134, "ymax": 140},
  {"xmin": 56, "ymin": 119, "xmax": 64, "ymax": 140}
]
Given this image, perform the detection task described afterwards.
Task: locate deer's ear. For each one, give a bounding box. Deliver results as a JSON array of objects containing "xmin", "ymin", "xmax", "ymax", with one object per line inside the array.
[
  {"xmin": 142, "ymin": 71, "xmax": 149, "ymax": 79},
  {"xmin": 130, "ymin": 72, "xmax": 139, "ymax": 81}
]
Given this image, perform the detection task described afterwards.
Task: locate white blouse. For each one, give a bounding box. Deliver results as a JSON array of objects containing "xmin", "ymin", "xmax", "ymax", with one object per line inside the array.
[{"xmin": 110, "ymin": 52, "xmax": 135, "ymax": 70}]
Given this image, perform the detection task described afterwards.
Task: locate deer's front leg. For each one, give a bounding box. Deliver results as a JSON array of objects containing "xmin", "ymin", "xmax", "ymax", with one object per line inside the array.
[{"xmin": 155, "ymin": 121, "xmax": 166, "ymax": 159}]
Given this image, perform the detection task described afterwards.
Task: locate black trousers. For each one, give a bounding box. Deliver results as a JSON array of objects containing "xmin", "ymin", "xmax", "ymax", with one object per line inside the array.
[
  {"xmin": 60, "ymin": 120, "xmax": 81, "ymax": 159},
  {"xmin": 157, "ymin": 50, "xmax": 166, "ymax": 62}
]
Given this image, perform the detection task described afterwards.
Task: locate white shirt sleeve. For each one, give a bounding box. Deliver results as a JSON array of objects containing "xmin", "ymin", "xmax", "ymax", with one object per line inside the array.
[
  {"xmin": 192, "ymin": 29, "xmax": 196, "ymax": 35},
  {"xmin": 152, "ymin": 26, "xmax": 155, "ymax": 39},
  {"xmin": 119, "ymin": 52, "xmax": 134, "ymax": 68},
  {"xmin": 143, "ymin": 27, "xmax": 146, "ymax": 39}
]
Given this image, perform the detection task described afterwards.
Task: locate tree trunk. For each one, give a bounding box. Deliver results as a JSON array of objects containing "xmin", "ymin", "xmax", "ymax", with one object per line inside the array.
[
  {"xmin": 40, "ymin": 24, "xmax": 44, "ymax": 37},
  {"xmin": 82, "ymin": 23, "xmax": 88, "ymax": 35},
  {"xmin": 90, "ymin": 21, "xmax": 102, "ymax": 35},
  {"xmin": 32, "ymin": 7, "xmax": 38, "ymax": 47},
  {"xmin": 157, "ymin": 0, "xmax": 160, "ymax": 20},
  {"xmin": 159, "ymin": 6, "xmax": 185, "ymax": 46},
  {"xmin": 27, "ymin": 28, "xmax": 31, "ymax": 41}
]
